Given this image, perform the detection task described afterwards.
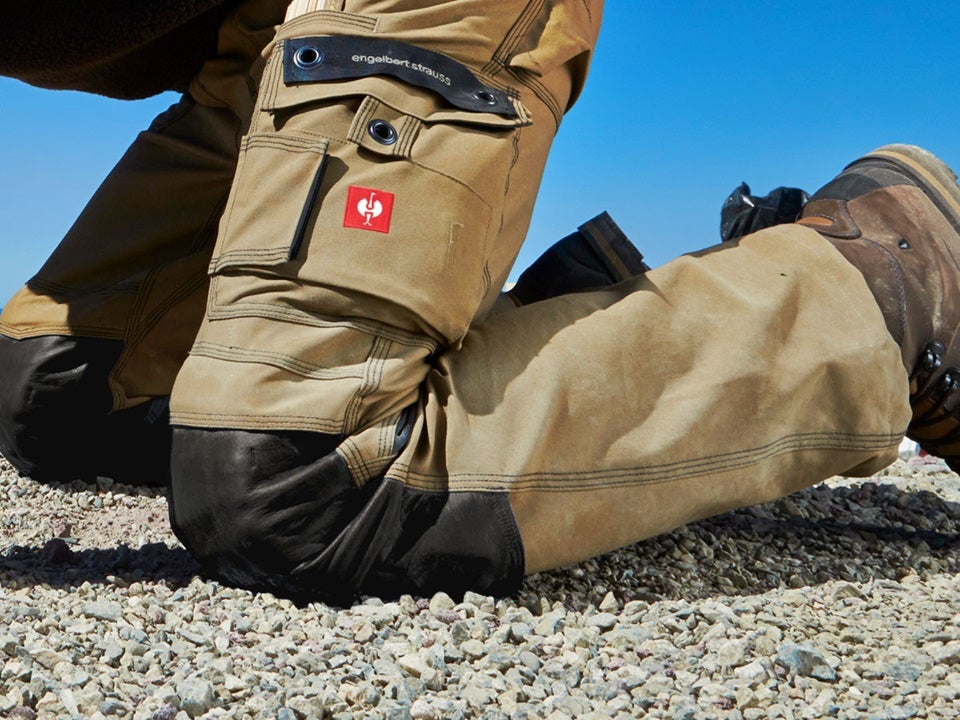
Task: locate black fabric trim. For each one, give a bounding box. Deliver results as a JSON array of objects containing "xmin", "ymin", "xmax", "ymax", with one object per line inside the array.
[
  {"xmin": 578, "ymin": 211, "xmax": 652, "ymax": 278},
  {"xmin": 283, "ymin": 36, "xmax": 517, "ymax": 117},
  {"xmin": 353, "ymin": 480, "xmax": 525, "ymax": 600},
  {"xmin": 0, "ymin": 334, "xmax": 172, "ymax": 485},
  {"xmin": 510, "ymin": 211, "xmax": 648, "ymax": 305},
  {"xmin": 169, "ymin": 424, "xmax": 524, "ymax": 604}
]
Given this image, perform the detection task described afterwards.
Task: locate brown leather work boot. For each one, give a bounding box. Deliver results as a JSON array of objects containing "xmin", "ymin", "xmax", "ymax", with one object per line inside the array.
[{"xmin": 798, "ymin": 144, "xmax": 960, "ymax": 467}]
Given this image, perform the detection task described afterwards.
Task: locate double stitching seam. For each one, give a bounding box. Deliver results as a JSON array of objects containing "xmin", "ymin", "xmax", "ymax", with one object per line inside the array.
[
  {"xmin": 508, "ymin": 68, "xmax": 563, "ymax": 127},
  {"xmin": 212, "ymin": 248, "xmax": 289, "ymax": 271},
  {"xmin": 260, "ymin": 47, "xmax": 282, "ymax": 109},
  {"xmin": 277, "ymin": 10, "xmax": 379, "ymax": 40},
  {"xmin": 170, "ymin": 410, "xmax": 343, "ymax": 433},
  {"xmin": 350, "ymin": 97, "xmax": 379, "ymax": 144},
  {"xmin": 189, "ymin": 341, "xmax": 366, "ymax": 381},
  {"xmin": 480, "ymin": 0, "xmax": 563, "ymax": 126},
  {"xmin": 19, "ymin": 278, "xmax": 136, "ymax": 298},
  {"xmin": 0, "ymin": 322, "xmax": 125, "ymax": 340},
  {"xmin": 483, "ymin": 0, "xmax": 544, "ymax": 76},
  {"xmin": 205, "ymin": 288, "xmax": 438, "ymax": 350},
  {"xmin": 398, "ymin": 115, "xmax": 420, "ymax": 158},
  {"xmin": 344, "ymin": 335, "xmax": 393, "ymax": 433},
  {"xmin": 337, "ymin": 439, "xmax": 368, "ymax": 485},
  {"xmin": 110, "ymin": 269, "xmax": 208, "ymax": 405},
  {"xmin": 242, "ymin": 135, "xmax": 328, "ymax": 154},
  {"xmin": 388, "ymin": 431, "xmax": 905, "ymax": 493},
  {"xmin": 376, "ymin": 415, "xmax": 395, "ymax": 465}
]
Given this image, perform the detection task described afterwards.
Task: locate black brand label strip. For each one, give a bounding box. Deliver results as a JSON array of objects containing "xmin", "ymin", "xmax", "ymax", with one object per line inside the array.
[{"xmin": 283, "ymin": 36, "xmax": 516, "ymax": 118}]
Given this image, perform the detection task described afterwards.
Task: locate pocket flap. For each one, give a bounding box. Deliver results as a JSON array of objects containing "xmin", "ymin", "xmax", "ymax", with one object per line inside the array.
[{"xmin": 260, "ymin": 36, "xmax": 532, "ymax": 129}]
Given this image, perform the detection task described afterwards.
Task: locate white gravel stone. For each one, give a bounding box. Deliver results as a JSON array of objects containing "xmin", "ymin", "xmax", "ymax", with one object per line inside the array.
[
  {"xmin": 586, "ymin": 612, "xmax": 618, "ymax": 630},
  {"xmin": 4, "ymin": 456, "xmax": 960, "ymax": 718},
  {"xmin": 176, "ymin": 678, "xmax": 216, "ymax": 717}
]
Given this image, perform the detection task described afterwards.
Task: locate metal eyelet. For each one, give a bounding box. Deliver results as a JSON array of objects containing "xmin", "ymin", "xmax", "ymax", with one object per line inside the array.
[
  {"xmin": 922, "ymin": 341, "xmax": 945, "ymax": 372},
  {"xmin": 474, "ymin": 89, "xmax": 498, "ymax": 106},
  {"xmin": 941, "ymin": 370, "xmax": 960, "ymax": 395},
  {"xmin": 293, "ymin": 46, "xmax": 324, "ymax": 69},
  {"xmin": 367, "ymin": 120, "xmax": 398, "ymax": 146}
]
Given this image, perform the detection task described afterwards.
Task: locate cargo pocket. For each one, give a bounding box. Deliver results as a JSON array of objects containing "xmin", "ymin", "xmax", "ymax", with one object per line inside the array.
[
  {"xmin": 212, "ymin": 133, "xmax": 330, "ymax": 272},
  {"xmin": 207, "ymin": 34, "xmax": 532, "ymax": 345}
]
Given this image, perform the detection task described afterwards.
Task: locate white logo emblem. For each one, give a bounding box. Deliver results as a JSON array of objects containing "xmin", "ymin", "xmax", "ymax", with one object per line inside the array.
[{"xmin": 357, "ymin": 192, "xmax": 383, "ymax": 226}]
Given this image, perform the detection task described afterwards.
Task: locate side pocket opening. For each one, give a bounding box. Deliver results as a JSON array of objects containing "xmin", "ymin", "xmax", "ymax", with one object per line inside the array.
[{"xmin": 211, "ymin": 133, "xmax": 331, "ymax": 273}]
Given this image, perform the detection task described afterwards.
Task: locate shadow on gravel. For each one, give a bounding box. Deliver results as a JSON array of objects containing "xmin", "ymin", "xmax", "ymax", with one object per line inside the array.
[
  {"xmin": 0, "ymin": 541, "xmax": 201, "ymax": 589},
  {"xmin": 3, "ymin": 472, "xmax": 960, "ymax": 609},
  {"xmin": 520, "ymin": 479, "xmax": 960, "ymax": 611}
]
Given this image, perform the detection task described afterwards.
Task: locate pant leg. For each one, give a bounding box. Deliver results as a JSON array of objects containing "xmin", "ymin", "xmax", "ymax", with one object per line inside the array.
[
  {"xmin": 170, "ymin": 0, "xmax": 600, "ymax": 439},
  {"xmin": 0, "ymin": 0, "xmax": 290, "ymax": 481},
  {"xmin": 168, "ymin": 2, "xmax": 910, "ymax": 603},
  {"xmin": 0, "ymin": 97, "xmax": 240, "ymax": 482},
  {"xmin": 388, "ymin": 225, "xmax": 912, "ymax": 575},
  {"xmin": 167, "ymin": 0, "xmax": 605, "ymax": 599}
]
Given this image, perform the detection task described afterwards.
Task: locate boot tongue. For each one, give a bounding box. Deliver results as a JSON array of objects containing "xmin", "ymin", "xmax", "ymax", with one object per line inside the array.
[{"xmin": 799, "ymin": 159, "xmax": 916, "ymax": 240}]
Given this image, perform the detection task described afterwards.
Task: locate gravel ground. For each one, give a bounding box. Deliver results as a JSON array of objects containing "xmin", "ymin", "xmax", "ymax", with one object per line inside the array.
[{"xmin": 3, "ymin": 453, "xmax": 960, "ymax": 719}]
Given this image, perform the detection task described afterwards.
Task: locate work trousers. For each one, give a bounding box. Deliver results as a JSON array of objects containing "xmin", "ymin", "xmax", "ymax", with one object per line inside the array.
[{"xmin": 0, "ymin": 0, "xmax": 911, "ymax": 601}]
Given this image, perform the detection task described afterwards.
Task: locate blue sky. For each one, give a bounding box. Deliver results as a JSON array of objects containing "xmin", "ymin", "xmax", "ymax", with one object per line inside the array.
[{"xmin": 2, "ymin": 1, "xmax": 960, "ymax": 306}]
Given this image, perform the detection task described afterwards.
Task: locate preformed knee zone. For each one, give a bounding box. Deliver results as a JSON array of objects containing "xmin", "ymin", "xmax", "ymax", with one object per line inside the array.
[
  {"xmin": 168, "ymin": 425, "xmax": 525, "ymax": 603},
  {"xmin": 0, "ymin": 335, "xmax": 121, "ymax": 481}
]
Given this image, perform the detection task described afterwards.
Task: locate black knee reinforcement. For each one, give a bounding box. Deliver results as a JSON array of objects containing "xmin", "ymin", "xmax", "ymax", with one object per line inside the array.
[
  {"xmin": 0, "ymin": 334, "xmax": 172, "ymax": 484},
  {"xmin": 168, "ymin": 427, "xmax": 368, "ymax": 602},
  {"xmin": 0, "ymin": 335, "xmax": 120, "ymax": 480},
  {"xmin": 169, "ymin": 424, "xmax": 524, "ymax": 604}
]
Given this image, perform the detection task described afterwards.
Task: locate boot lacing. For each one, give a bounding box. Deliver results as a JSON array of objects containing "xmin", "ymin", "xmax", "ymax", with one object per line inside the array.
[{"xmin": 909, "ymin": 340, "xmax": 960, "ymax": 449}]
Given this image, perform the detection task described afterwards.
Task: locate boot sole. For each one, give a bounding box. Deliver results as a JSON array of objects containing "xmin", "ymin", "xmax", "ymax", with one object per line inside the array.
[{"xmin": 862, "ymin": 144, "xmax": 960, "ymax": 239}]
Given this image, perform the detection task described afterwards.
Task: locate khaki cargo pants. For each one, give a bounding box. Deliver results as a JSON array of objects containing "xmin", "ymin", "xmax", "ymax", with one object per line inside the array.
[{"xmin": 0, "ymin": 0, "xmax": 911, "ymax": 600}]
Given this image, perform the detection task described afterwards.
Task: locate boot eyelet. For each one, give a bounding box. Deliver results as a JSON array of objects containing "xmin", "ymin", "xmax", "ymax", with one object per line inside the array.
[
  {"xmin": 923, "ymin": 350, "xmax": 943, "ymax": 372},
  {"xmin": 898, "ymin": 238, "xmax": 911, "ymax": 250},
  {"xmin": 940, "ymin": 369, "xmax": 960, "ymax": 394},
  {"xmin": 923, "ymin": 345, "xmax": 944, "ymax": 372}
]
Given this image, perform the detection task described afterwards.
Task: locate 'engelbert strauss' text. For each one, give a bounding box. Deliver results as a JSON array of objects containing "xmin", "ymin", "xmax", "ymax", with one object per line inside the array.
[{"xmin": 351, "ymin": 54, "xmax": 452, "ymax": 86}]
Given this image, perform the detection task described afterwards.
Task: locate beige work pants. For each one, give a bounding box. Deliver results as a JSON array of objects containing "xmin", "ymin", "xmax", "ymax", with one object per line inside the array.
[{"xmin": 0, "ymin": 0, "xmax": 910, "ymax": 584}]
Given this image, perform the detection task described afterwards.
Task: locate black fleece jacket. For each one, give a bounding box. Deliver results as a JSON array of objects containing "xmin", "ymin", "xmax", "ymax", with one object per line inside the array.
[{"xmin": 1, "ymin": 1, "xmax": 241, "ymax": 99}]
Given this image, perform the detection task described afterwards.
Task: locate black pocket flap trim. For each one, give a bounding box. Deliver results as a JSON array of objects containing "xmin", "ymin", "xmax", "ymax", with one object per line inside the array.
[{"xmin": 283, "ymin": 36, "xmax": 517, "ymax": 118}]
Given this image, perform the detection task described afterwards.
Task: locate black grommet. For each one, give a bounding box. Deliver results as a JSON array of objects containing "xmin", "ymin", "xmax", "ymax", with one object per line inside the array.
[
  {"xmin": 923, "ymin": 348, "xmax": 943, "ymax": 372},
  {"xmin": 474, "ymin": 89, "xmax": 498, "ymax": 105},
  {"xmin": 367, "ymin": 119, "xmax": 398, "ymax": 146},
  {"xmin": 898, "ymin": 238, "xmax": 911, "ymax": 249},
  {"xmin": 917, "ymin": 341, "xmax": 945, "ymax": 378},
  {"xmin": 942, "ymin": 371, "xmax": 960, "ymax": 394},
  {"xmin": 293, "ymin": 46, "xmax": 324, "ymax": 69}
]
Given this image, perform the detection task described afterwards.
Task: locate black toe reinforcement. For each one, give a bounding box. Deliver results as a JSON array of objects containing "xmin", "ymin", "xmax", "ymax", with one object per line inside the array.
[{"xmin": 169, "ymin": 426, "xmax": 525, "ymax": 604}]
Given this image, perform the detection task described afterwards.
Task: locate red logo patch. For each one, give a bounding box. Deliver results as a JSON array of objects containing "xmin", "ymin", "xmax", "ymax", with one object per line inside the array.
[{"xmin": 344, "ymin": 185, "xmax": 394, "ymax": 234}]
